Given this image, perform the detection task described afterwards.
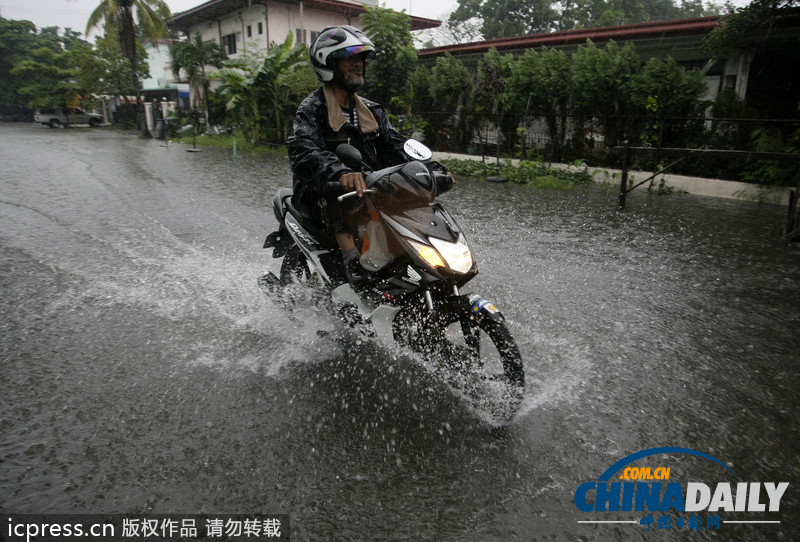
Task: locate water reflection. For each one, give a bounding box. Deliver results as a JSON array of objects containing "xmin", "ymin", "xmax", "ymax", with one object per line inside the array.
[{"xmin": 1, "ymin": 124, "xmax": 798, "ymax": 540}]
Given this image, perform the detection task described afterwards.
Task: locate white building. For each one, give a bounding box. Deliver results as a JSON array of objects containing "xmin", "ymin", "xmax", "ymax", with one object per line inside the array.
[
  {"xmin": 141, "ymin": 39, "xmax": 175, "ymax": 91},
  {"xmin": 171, "ymin": 0, "xmax": 439, "ymax": 56},
  {"xmin": 168, "ymin": 0, "xmax": 439, "ymax": 113}
]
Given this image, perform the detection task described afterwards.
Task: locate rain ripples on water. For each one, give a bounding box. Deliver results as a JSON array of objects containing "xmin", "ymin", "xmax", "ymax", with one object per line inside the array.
[{"xmin": 1, "ymin": 124, "xmax": 798, "ymax": 540}]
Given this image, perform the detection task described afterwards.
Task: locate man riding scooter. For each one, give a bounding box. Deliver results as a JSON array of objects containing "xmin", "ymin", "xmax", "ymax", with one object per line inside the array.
[{"xmin": 286, "ymin": 25, "xmax": 453, "ymax": 290}]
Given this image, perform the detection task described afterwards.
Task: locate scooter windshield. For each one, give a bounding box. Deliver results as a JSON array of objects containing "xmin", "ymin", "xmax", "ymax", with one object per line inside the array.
[{"xmin": 372, "ymin": 161, "xmax": 435, "ymax": 207}]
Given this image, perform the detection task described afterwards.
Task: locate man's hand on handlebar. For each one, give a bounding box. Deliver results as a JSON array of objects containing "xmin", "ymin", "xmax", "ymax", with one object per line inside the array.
[{"xmin": 339, "ymin": 171, "xmax": 366, "ymax": 197}]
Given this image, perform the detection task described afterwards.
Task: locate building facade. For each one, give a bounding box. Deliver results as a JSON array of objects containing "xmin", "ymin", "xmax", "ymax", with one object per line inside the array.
[
  {"xmin": 168, "ymin": 0, "xmax": 440, "ymax": 108},
  {"xmin": 171, "ymin": 0, "xmax": 440, "ymax": 56}
]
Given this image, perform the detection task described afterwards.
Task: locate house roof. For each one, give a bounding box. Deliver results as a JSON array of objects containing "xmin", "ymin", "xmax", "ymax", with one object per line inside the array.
[
  {"xmin": 171, "ymin": 0, "xmax": 441, "ymax": 32},
  {"xmin": 418, "ymin": 16, "xmax": 722, "ymax": 58}
]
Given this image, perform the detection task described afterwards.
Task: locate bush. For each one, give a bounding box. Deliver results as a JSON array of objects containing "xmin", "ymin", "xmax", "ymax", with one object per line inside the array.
[{"xmin": 441, "ymin": 157, "xmax": 592, "ymax": 189}]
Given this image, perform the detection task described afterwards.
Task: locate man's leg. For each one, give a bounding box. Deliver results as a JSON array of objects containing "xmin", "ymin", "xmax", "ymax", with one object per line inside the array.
[
  {"xmin": 336, "ymin": 232, "xmax": 356, "ymax": 252},
  {"xmin": 337, "ymin": 232, "xmax": 367, "ymax": 289}
]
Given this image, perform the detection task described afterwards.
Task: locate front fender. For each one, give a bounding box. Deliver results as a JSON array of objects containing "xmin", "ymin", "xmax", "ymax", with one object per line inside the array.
[{"xmin": 461, "ymin": 293, "xmax": 505, "ymax": 324}]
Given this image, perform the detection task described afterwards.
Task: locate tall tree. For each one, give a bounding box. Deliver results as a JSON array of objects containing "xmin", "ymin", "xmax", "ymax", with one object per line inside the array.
[
  {"xmin": 629, "ymin": 56, "xmax": 708, "ymax": 147},
  {"xmin": 451, "ymin": 0, "xmax": 558, "ymax": 38},
  {"xmin": 705, "ymin": 0, "xmax": 799, "ymax": 56},
  {"xmin": 429, "ymin": 53, "xmax": 474, "ymax": 150},
  {"xmin": 572, "ymin": 39, "xmax": 642, "ymax": 147},
  {"xmin": 475, "ymin": 47, "xmax": 513, "ymax": 157},
  {"xmin": 0, "ymin": 18, "xmax": 52, "ymax": 110},
  {"xmin": 11, "ymin": 46, "xmax": 78, "ymax": 109},
  {"xmin": 360, "ymin": 5, "xmax": 418, "ymax": 118},
  {"xmin": 1, "ymin": 18, "xmax": 100, "ymax": 115},
  {"xmin": 80, "ymin": 36, "xmax": 150, "ymax": 97},
  {"xmin": 449, "ymin": 0, "xmax": 727, "ymax": 40},
  {"xmin": 86, "ymin": 0, "xmax": 172, "ymax": 133}
]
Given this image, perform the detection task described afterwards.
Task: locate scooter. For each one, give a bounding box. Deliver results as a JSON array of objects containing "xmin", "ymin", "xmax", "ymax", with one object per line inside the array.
[{"xmin": 260, "ymin": 140, "xmax": 524, "ymax": 424}]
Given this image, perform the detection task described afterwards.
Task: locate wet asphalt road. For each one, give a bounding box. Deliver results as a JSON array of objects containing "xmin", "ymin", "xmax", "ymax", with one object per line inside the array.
[{"xmin": 1, "ymin": 122, "xmax": 799, "ymax": 541}]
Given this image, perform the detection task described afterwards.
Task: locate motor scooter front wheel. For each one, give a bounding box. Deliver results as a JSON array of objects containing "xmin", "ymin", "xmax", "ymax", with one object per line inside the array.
[{"xmin": 396, "ymin": 303, "xmax": 525, "ymax": 425}]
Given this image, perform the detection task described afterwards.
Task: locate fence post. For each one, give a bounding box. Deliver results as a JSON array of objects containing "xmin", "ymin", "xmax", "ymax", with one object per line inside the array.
[
  {"xmin": 786, "ymin": 170, "xmax": 800, "ymax": 241},
  {"xmin": 619, "ymin": 140, "xmax": 630, "ymax": 210}
]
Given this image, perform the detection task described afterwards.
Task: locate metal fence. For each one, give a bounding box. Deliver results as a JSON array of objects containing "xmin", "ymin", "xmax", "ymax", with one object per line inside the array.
[{"xmin": 412, "ymin": 111, "xmax": 800, "ymax": 184}]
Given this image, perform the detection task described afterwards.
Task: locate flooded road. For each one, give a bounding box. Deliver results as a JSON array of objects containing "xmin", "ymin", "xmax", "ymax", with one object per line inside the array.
[{"xmin": 1, "ymin": 122, "xmax": 798, "ymax": 540}]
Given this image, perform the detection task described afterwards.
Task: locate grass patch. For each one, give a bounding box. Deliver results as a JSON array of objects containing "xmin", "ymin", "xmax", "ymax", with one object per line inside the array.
[{"xmin": 440, "ymin": 158, "xmax": 592, "ymax": 189}]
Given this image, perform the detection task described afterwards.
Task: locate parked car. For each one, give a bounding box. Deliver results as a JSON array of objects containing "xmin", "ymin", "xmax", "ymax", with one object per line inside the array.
[{"xmin": 34, "ymin": 108, "xmax": 102, "ymax": 128}]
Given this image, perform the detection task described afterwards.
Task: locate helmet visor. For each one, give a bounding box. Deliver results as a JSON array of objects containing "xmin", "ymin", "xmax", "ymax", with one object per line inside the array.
[{"xmin": 329, "ymin": 45, "xmax": 376, "ymax": 60}]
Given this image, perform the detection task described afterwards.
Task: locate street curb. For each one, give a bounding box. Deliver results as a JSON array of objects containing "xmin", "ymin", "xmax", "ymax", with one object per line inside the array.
[{"xmin": 433, "ymin": 152, "xmax": 793, "ymax": 206}]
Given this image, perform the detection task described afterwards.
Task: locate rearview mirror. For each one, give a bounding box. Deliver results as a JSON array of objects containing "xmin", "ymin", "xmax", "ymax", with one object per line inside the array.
[
  {"xmin": 336, "ymin": 144, "xmax": 363, "ymax": 170},
  {"xmin": 403, "ymin": 139, "xmax": 433, "ymax": 161}
]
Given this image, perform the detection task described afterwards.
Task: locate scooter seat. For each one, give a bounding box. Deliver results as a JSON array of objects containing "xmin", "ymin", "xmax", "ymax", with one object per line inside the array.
[{"xmin": 278, "ymin": 190, "xmax": 337, "ymax": 249}]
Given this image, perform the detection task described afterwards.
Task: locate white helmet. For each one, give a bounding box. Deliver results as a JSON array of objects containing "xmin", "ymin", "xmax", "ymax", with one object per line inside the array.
[{"xmin": 309, "ymin": 25, "xmax": 376, "ymax": 83}]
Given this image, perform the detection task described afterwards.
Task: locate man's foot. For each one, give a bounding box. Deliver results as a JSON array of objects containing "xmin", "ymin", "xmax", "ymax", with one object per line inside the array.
[{"xmin": 344, "ymin": 254, "xmax": 369, "ymax": 291}]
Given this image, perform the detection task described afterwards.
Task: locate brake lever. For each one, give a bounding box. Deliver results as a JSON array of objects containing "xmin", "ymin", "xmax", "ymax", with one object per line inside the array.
[{"xmin": 337, "ymin": 188, "xmax": 376, "ymax": 203}]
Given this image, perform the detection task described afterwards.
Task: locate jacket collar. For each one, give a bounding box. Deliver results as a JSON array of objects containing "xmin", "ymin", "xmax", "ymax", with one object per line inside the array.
[{"xmin": 323, "ymin": 83, "xmax": 379, "ymax": 133}]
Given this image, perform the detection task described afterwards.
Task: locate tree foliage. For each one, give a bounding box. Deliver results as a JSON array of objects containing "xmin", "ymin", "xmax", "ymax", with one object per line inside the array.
[
  {"xmin": 408, "ymin": 23, "xmax": 712, "ymax": 159},
  {"xmin": 505, "ymin": 46, "xmax": 572, "ymax": 158},
  {"xmin": 11, "ymin": 46, "xmax": 78, "ymax": 109},
  {"xmin": 705, "ymin": 0, "xmax": 800, "ymax": 56},
  {"xmin": 86, "ymin": 0, "xmax": 171, "ymax": 132},
  {"xmin": 475, "ymin": 48, "xmax": 514, "ymax": 154},
  {"xmin": 449, "ymin": 0, "xmax": 727, "ymax": 39},
  {"xmin": 571, "ymin": 39, "xmax": 642, "ymax": 146},
  {"xmin": 1, "ymin": 15, "xmax": 148, "ymax": 113},
  {"xmin": 211, "ymin": 33, "xmax": 311, "ymax": 143},
  {"xmin": 360, "ymin": 5, "xmax": 418, "ymax": 116},
  {"xmin": 170, "ymin": 32, "xmax": 226, "ymax": 115},
  {"xmin": 428, "ymin": 54, "xmax": 474, "ymax": 150},
  {"xmin": 629, "ymin": 56, "xmax": 708, "ymax": 146},
  {"xmin": 0, "ymin": 18, "xmax": 81, "ymax": 110},
  {"xmin": 451, "ymin": 0, "xmax": 558, "ymax": 38}
]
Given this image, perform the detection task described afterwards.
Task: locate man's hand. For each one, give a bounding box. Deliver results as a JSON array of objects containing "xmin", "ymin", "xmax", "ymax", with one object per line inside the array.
[{"xmin": 339, "ymin": 171, "xmax": 366, "ymax": 196}]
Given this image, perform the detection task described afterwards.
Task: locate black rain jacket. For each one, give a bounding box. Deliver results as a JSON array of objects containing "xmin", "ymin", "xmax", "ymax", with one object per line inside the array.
[{"xmin": 287, "ymin": 84, "xmax": 450, "ymax": 218}]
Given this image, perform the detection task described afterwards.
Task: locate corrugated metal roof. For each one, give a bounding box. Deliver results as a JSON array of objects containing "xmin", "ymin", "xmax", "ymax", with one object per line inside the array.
[{"xmin": 418, "ymin": 16, "xmax": 722, "ymax": 57}]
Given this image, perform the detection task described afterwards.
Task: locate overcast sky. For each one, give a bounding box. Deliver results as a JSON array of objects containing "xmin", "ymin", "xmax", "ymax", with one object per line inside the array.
[{"xmin": 0, "ymin": 0, "xmax": 458, "ymax": 37}]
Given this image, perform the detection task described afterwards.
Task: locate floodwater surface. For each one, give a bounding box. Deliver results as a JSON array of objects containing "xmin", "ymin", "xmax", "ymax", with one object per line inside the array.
[{"xmin": 1, "ymin": 123, "xmax": 798, "ymax": 540}]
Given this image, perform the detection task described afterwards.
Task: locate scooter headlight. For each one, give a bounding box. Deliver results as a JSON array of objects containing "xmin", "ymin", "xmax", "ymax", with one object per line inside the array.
[
  {"xmin": 407, "ymin": 239, "xmax": 446, "ymax": 269},
  {"xmin": 431, "ymin": 235, "xmax": 473, "ymax": 273},
  {"xmin": 408, "ymin": 236, "xmax": 473, "ymax": 274}
]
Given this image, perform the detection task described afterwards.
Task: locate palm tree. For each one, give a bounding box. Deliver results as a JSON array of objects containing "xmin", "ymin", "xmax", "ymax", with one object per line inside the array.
[
  {"xmin": 86, "ymin": 0, "xmax": 171, "ymax": 134},
  {"xmin": 170, "ymin": 32, "xmax": 226, "ymax": 122}
]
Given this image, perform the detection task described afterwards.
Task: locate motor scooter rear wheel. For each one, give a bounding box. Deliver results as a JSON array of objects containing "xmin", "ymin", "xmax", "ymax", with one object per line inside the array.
[{"xmin": 279, "ymin": 246, "xmax": 312, "ymax": 285}]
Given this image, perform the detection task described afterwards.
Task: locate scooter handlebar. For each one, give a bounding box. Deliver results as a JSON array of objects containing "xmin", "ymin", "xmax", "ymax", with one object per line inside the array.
[
  {"xmin": 323, "ymin": 180, "xmax": 376, "ymax": 202},
  {"xmin": 325, "ymin": 181, "xmax": 345, "ymax": 194},
  {"xmin": 337, "ymin": 188, "xmax": 376, "ymax": 203}
]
